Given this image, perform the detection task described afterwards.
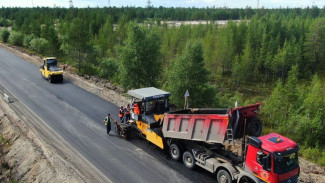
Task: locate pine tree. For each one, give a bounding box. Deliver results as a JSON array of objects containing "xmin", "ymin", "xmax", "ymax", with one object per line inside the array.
[
  {"xmin": 304, "ymin": 18, "xmax": 325, "ymax": 74},
  {"xmin": 118, "ymin": 22, "xmax": 161, "ymax": 90},
  {"xmin": 65, "ymin": 18, "xmax": 90, "ymax": 73},
  {"xmin": 165, "ymin": 41, "xmax": 216, "ymax": 108},
  {"xmin": 95, "ymin": 16, "xmax": 115, "ymax": 58}
]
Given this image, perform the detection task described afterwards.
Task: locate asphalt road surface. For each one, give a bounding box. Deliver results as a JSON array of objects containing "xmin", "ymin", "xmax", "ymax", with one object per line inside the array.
[{"xmin": 0, "ymin": 47, "xmax": 216, "ymax": 183}]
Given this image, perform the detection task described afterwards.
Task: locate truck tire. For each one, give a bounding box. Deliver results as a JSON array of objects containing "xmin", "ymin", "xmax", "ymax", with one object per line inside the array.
[
  {"xmin": 48, "ymin": 75, "xmax": 53, "ymax": 83},
  {"xmin": 59, "ymin": 75, "xmax": 63, "ymax": 82},
  {"xmin": 247, "ymin": 117, "xmax": 262, "ymax": 137},
  {"xmin": 217, "ymin": 169, "xmax": 232, "ymax": 183},
  {"xmin": 169, "ymin": 144, "xmax": 181, "ymax": 161},
  {"xmin": 239, "ymin": 176, "xmax": 255, "ymax": 183},
  {"xmin": 182, "ymin": 151, "xmax": 195, "ymax": 169}
]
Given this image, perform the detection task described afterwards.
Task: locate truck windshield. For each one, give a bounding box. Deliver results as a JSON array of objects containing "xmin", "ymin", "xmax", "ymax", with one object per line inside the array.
[
  {"xmin": 144, "ymin": 98, "xmax": 168, "ymax": 114},
  {"xmin": 274, "ymin": 152, "xmax": 299, "ymax": 174},
  {"xmin": 47, "ymin": 59, "xmax": 57, "ymax": 66}
]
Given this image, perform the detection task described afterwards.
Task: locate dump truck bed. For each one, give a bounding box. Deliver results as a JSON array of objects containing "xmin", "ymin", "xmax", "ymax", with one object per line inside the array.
[
  {"xmin": 162, "ymin": 103, "xmax": 261, "ymax": 144},
  {"xmin": 162, "ymin": 109, "xmax": 229, "ymax": 143}
]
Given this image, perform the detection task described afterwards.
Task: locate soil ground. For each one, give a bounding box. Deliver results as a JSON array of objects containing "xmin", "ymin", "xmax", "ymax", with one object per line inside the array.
[{"xmin": 0, "ymin": 43, "xmax": 324, "ymax": 182}]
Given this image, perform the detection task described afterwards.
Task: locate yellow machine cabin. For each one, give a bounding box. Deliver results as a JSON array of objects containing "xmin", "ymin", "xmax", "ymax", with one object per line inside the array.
[
  {"xmin": 127, "ymin": 87, "xmax": 171, "ymax": 149},
  {"xmin": 40, "ymin": 57, "xmax": 63, "ymax": 83}
]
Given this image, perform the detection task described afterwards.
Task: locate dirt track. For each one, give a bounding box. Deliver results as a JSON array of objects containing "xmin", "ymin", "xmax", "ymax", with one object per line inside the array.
[{"xmin": 0, "ymin": 42, "xmax": 324, "ymax": 182}]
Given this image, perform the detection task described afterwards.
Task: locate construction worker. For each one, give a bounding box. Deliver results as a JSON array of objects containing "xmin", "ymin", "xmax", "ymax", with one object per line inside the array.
[
  {"xmin": 103, "ymin": 113, "xmax": 111, "ymax": 135},
  {"xmin": 133, "ymin": 103, "xmax": 140, "ymax": 115},
  {"xmin": 125, "ymin": 104, "xmax": 131, "ymax": 122},
  {"xmin": 119, "ymin": 106, "xmax": 124, "ymax": 123}
]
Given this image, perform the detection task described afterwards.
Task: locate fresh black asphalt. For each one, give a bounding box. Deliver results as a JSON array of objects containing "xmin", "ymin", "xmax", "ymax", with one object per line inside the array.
[{"xmin": 0, "ymin": 47, "xmax": 215, "ymax": 183}]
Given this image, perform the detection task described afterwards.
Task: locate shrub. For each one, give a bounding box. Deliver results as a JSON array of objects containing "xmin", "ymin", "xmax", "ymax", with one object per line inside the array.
[
  {"xmin": 0, "ymin": 18, "xmax": 11, "ymax": 27},
  {"xmin": 98, "ymin": 58, "xmax": 119, "ymax": 79},
  {"xmin": 0, "ymin": 29, "xmax": 10, "ymax": 43},
  {"xmin": 23, "ymin": 34, "xmax": 37, "ymax": 48},
  {"xmin": 300, "ymin": 147, "xmax": 325, "ymax": 166},
  {"xmin": 30, "ymin": 38, "xmax": 49, "ymax": 54},
  {"xmin": 8, "ymin": 31, "xmax": 23, "ymax": 46}
]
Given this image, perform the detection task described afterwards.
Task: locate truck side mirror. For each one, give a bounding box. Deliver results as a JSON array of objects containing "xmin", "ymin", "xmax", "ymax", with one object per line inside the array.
[
  {"xmin": 262, "ymin": 154, "xmax": 271, "ymax": 171},
  {"xmin": 257, "ymin": 151, "xmax": 271, "ymax": 171},
  {"xmin": 257, "ymin": 151, "xmax": 263, "ymax": 164}
]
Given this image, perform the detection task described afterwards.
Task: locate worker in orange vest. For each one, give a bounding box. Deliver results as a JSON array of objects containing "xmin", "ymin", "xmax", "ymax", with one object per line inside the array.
[
  {"xmin": 133, "ymin": 103, "xmax": 140, "ymax": 115},
  {"xmin": 125, "ymin": 104, "xmax": 131, "ymax": 122},
  {"xmin": 119, "ymin": 106, "xmax": 124, "ymax": 123}
]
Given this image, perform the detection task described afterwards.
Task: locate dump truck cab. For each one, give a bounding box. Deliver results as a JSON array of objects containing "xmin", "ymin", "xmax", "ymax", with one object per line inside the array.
[
  {"xmin": 127, "ymin": 87, "xmax": 171, "ymax": 148},
  {"xmin": 244, "ymin": 133, "xmax": 299, "ymax": 183},
  {"xmin": 40, "ymin": 57, "xmax": 63, "ymax": 83}
]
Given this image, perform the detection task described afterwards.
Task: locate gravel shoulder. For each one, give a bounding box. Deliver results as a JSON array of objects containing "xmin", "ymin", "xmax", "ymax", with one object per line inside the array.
[{"xmin": 0, "ymin": 43, "xmax": 324, "ymax": 182}]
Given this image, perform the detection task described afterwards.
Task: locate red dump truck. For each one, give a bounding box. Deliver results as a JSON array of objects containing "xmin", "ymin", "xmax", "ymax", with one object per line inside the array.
[{"xmin": 126, "ymin": 87, "xmax": 300, "ymax": 183}]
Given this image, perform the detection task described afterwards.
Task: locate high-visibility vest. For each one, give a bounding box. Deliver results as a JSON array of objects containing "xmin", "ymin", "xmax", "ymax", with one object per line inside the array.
[
  {"xmin": 104, "ymin": 116, "xmax": 110, "ymax": 125},
  {"xmin": 125, "ymin": 107, "xmax": 130, "ymax": 115},
  {"xmin": 134, "ymin": 106, "xmax": 140, "ymax": 115},
  {"xmin": 119, "ymin": 109, "xmax": 123, "ymax": 117}
]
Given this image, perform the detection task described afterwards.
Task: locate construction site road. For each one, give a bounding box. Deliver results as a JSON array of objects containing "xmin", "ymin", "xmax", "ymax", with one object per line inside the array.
[{"xmin": 0, "ymin": 47, "xmax": 216, "ymax": 182}]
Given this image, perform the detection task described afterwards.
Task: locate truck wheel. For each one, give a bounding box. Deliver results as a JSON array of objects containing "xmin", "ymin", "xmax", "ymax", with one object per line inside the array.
[
  {"xmin": 247, "ymin": 117, "xmax": 262, "ymax": 137},
  {"xmin": 239, "ymin": 177, "xmax": 255, "ymax": 183},
  {"xmin": 169, "ymin": 144, "xmax": 181, "ymax": 161},
  {"xmin": 217, "ymin": 169, "xmax": 232, "ymax": 183},
  {"xmin": 182, "ymin": 151, "xmax": 195, "ymax": 169},
  {"xmin": 48, "ymin": 75, "xmax": 53, "ymax": 83},
  {"xmin": 59, "ymin": 75, "xmax": 63, "ymax": 82}
]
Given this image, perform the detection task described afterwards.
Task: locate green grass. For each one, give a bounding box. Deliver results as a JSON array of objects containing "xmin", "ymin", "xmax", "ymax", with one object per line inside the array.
[
  {"xmin": 300, "ymin": 146, "xmax": 325, "ymax": 166},
  {"xmin": 0, "ymin": 135, "xmax": 8, "ymax": 144}
]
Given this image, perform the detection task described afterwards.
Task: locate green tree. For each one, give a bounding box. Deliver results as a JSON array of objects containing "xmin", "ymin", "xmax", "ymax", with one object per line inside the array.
[
  {"xmin": 263, "ymin": 65, "xmax": 300, "ymax": 133},
  {"xmin": 0, "ymin": 29, "xmax": 10, "ymax": 43},
  {"xmin": 202, "ymin": 27, "xmax": 218, "ymax": 75},
  {"xmin": 97, "ymin": 58, "xmax": 118, "ymax": 80},
  {"xmin": 215, "ymin": 27, "xmax": 234, "ymax": 75},
  {"xmin": 23, "ymin": 34, "xmax": 36, "ymax": 48},
  {"xmin": 262, "ymin": 80, "xmax": 286, "ymax": 129},
  {"xmin": 118, "ymin": 22, "xmax": 161, "ymax": 89},
  {"xmin": 30, "ymin": 38, "xmax": 50, "ymax": 54},
  {"xmin": 165, "ymin": 41, "xmax": 216, "ymax": 108},
  {"xmin": 293, "ymin": 75, "xmax": 325, "ymax": 147},
  {"xmin": 30, "ymin": 21, "xmax": 41, "ymax": 37},
  {"xmin": 304, "ymin": 18, "xmax": 325, "ymax": 74},
  {"xmin": 41, "ymin": 23, "xmax": 60, "ymax": 55},
  {"xmin": 301, "ymin": 74, "xmax": 325, "ymax": 119},
  {"xmin": 64, "ymin": 18, "xmax": 90, "ymax": 73},
  {"xmin": 95, "ymin": 16, "xmax": 115, "ymax": 58},
  {"xmin": 8, "ymin": 31, "xmax": 23, "ymax": 46}
]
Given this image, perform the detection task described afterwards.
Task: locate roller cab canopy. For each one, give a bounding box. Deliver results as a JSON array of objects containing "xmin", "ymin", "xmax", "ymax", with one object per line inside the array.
[
  {"xmin": 127, "ymin": 87, "xmax": 171, "ymax": 101},
  {"xmin": 128, "ymin": 87, "xmax": 171, "ymax": 119}
]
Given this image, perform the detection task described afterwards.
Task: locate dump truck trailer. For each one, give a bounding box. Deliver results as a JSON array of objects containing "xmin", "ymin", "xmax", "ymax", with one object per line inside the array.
[
  {"xmin": 162, "ymin": 103, "xmax": 262, "ymax": 144},
  {"xmin": 126, "ymin": 87, "xmax": 299, "ymax": 183}
]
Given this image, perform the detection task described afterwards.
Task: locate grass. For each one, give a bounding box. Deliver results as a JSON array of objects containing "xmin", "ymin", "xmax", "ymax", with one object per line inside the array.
[
  {"xmin": 0, "ymin": 135, "xmax": 8, "ymax": 144},
  {"xmin": 300, "ymin": 146, "xmax": 325, "ymax": 166}
]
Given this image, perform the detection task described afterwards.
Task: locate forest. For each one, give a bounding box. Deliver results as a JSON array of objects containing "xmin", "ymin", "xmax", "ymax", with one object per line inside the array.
[{"xmin": 0, "ymin": 6, "xmax": 325, "ymax": 165}]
